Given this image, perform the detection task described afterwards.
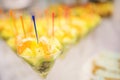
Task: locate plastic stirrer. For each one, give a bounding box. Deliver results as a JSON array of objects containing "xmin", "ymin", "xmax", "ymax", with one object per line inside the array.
[
  {"xmin": 9, "ymin": 10, "xmax": 18, "ymax": 35},
  {"xmin": 20, "ymin": 16, "xmax": 26, "ymax": 38},
  {"xmin": 52, "ymin": 12, "xmax": 55, "ymax": 37},
  {"xmin": 32, "ymin": 15, "xmax": 39, "ymax": 43},
  {"xmin": 0, "ymin": 8, "xmax": 3, "ymax": 14}
]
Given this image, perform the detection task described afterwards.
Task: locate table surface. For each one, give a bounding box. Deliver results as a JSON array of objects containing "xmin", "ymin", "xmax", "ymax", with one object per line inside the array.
[{"xmin": 0, "ymin": 1, "xmax": 120, "ymax": 80}]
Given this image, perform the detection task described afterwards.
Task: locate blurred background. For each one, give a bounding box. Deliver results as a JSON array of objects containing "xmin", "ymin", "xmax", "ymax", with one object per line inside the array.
[{"xmin": 0, "ymin": 0, "xmax": 120, "ymax": 80}]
